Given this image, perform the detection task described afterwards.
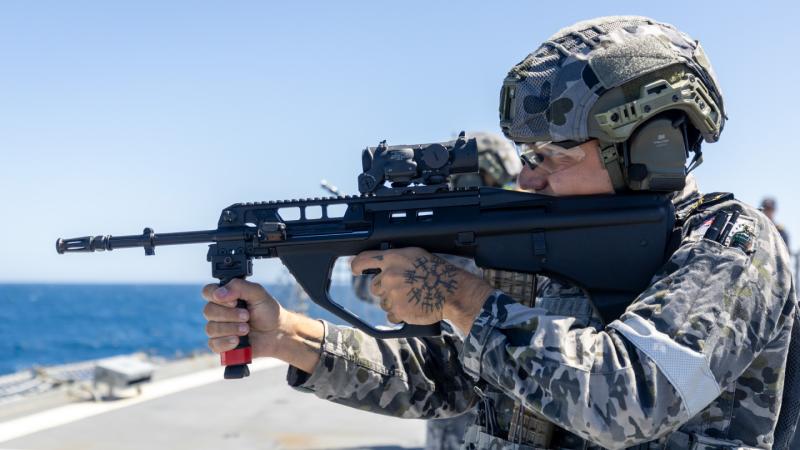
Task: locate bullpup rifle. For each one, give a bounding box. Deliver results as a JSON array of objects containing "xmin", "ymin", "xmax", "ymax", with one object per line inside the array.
[{"xmin": 56, "ymin": 132, "xmax": 676, "ymax": 379}]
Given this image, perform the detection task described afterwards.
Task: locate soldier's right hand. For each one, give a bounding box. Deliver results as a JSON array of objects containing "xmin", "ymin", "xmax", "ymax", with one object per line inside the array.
[{"xmin": 202, "ymin": 279, "xmax": 285, "ymax": 359}]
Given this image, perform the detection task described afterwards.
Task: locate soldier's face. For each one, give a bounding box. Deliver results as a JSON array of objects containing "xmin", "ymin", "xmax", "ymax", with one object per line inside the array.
[{"xmin": 517, "ymin": 140, "xmax": 614, "ymax": 196}]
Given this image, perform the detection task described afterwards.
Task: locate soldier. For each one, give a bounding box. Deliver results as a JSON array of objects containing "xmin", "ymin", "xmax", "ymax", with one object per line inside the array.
[
  {"xmin": 202, "ymin": 16, "xmax": 797, "ymax": 449},
  {"xmin": 760, "ymin": 197, "xmax": 790, "ymax": 248}
]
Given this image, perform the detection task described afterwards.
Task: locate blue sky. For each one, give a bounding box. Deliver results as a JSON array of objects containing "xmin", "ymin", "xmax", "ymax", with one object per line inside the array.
[{"xmin": 1, "ymin": 1, "xmax": 798, "ymax": 283}]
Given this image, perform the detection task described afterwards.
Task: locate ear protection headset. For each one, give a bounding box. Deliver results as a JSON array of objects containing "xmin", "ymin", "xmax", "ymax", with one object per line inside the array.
[
  {"xmin": 592, "ymin": 68, "xmax": 719, "ymax": 192},
  {"xmin": 609, "ymin": 112, "xmax": 702, "ymax": 191}
]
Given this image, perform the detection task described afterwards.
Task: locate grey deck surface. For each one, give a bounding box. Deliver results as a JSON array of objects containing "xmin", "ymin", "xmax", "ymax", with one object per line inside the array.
[{"xmin": 2, "ymin": 364, "xmax": 425, "ymax": 450}]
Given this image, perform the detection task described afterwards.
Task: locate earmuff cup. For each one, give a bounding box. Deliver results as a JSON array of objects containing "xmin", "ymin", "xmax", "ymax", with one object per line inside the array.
[{"xmin": 622, "ymin": 113, "xmax": 691, "ymax": 192}]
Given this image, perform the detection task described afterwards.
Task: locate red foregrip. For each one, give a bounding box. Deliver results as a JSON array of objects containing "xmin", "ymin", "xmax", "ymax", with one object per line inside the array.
[{"xmin": 220, "ymin": 347, "xmax": 252, "ymax": 366}]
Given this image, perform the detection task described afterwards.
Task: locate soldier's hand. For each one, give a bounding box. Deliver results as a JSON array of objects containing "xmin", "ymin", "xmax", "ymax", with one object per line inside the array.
[
  {"xmin": 351, "ymin": 247, "xmax": 492, "ymax": 327},
  {"xmin": 202, "ymin": 279, "xmax": 285, "ymax": 358}
]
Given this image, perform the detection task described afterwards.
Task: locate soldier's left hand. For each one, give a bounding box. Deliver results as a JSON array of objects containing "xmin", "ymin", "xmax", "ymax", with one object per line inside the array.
[{"xmin": 351, "ymin": 247, "xmax": 491, "ymax": 326}]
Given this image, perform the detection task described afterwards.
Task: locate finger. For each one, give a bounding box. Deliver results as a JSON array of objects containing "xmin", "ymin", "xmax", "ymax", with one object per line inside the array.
[
  {"xmin": 205, "ymin": 321, "xmax": 249, "ymax": 338},
  {"xmin": 379, "ymin": 296, "xmax": 393, "ymax": 312},
  {"xmin": 386, "ymin": 312, "xmax": 402, "ymax": 324},
  {"xmin": 203, "ymin": 302, "xmax": 250, "ymax": 322},
  {"xmin": 208, "ymin": 336, "xmax": 241, "ymax": 354},
  {"xmin": 202, "ymin": 284, "xmax": 237, "ymax": 307},
  {"xmin": 207, "ymin": 279, "xmax": 268, "ymax": 307},
  {"xmin": 393, "ymin": 247, "xmax": 425, "ymax": 257},
  {"xmin": 201, "ymin": 283, "xmax": 220, "ymax": 302},
  {"xmin": 377, "ymin": 268, "xmax": 403, "ymax": 290},
  {"xmin": 369, "ymin": 273, "xmax": 385, "ymax": 298},
  {"xmin": 351, "ymin": 250, "xmax": 392, "ymax": 276}
]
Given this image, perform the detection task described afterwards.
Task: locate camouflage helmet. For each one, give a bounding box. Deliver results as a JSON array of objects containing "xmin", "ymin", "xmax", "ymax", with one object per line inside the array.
[
  {"xmin": 451, "ymin": 132, "xmax": 522, "ymax": 188},
  {"xmin": 499, "ymin": 16, "xmax": 726, "ymax": 191}
]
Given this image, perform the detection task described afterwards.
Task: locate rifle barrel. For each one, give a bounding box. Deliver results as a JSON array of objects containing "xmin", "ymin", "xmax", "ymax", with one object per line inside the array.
[{"xmin": 56, "ymin": 228, "xmax": 247, "ymax": 254}]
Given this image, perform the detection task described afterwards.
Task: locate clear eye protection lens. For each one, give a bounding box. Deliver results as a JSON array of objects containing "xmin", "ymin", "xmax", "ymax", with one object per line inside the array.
[{"xmin": 517, "ymin": 141, "xmax": 587, "ymax": 174}]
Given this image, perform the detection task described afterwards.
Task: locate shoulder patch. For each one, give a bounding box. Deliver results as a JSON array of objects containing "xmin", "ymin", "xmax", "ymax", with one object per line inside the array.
[
  {"xmin": 723, "ymin": 215, "xmax": 758, "ymax": 254},
  {"xmin": 686, "ymin": 208, "xmax": 758, "ymax": 254},
  {"xmin": 690, "ymin": 215, "xmax": 716, "ymax": 240}
]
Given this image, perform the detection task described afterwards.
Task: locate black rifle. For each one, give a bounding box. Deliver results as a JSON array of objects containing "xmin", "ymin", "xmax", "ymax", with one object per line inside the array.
[{"xmin": 56, "ymin": 132, "xmax": 676, "ymax": 378}]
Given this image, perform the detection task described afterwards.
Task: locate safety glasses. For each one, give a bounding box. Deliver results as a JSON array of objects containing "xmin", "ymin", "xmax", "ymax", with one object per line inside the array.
[{"xmin": 518, "ymin": 141, "xmax": 586, "ymax": 174}]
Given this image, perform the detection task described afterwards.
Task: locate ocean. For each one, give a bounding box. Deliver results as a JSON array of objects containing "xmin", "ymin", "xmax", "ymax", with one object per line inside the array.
[{"xmin": 0, "ymin": 283, "xmax": 385, "ymax": 376}]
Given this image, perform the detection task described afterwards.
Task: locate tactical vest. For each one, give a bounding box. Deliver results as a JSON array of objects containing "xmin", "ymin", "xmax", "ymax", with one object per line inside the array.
[{"xmin": 481, "ymin": 268, "xmax": 557, "ymax": 449}]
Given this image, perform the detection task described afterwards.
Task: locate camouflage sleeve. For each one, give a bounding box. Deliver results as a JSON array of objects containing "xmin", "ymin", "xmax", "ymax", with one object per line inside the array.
[
  {"xmin": 287, "ymin": 320, "xmax": 478, "ymax": 419},
  {"xmin": 461, "ymin": 204, "xmax": 795, "ymax": 448}
]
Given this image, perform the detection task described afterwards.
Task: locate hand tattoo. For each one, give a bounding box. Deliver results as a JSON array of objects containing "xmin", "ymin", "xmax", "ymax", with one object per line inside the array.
[{"xmin": 403, "ymin": 256, "xmax": 458, "ymax": 313}]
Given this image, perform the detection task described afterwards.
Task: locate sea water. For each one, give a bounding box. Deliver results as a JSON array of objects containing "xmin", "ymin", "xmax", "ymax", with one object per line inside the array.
[{"xmin": 0, "ymin": 283, "xmax": 384, "ymax": 375}]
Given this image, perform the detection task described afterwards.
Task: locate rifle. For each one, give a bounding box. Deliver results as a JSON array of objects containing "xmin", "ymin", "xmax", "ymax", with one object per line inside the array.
[{"xmin": 56, "ymin": 132, "xmax": 676, "ymax": 379}]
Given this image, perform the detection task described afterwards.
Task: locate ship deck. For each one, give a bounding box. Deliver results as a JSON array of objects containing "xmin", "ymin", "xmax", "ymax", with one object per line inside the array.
[{"xmin": 0, "ymin": 355, "xmax": 425, "ymax": 450}]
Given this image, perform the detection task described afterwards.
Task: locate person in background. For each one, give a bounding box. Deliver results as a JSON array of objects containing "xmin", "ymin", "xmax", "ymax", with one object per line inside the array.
[{"xmin": 761, "ymin": 197, "xmax": 790, "ymax": 248}]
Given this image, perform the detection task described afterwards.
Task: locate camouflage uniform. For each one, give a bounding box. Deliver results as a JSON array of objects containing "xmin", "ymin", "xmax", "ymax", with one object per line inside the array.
[
  {"xmin": 288, "ymin": 178, "xmax": 796, "ymax": 448},
  {"xmin": 287, "ymin": 16, "xmax": 797, "ymax": 450},
  {"xmin": 427, "ymin": 414, "xmax": 475, "ymax": 450},
  {"xmin": 426, "ymin": 268, "xmax": 537, "ymax": 450}
]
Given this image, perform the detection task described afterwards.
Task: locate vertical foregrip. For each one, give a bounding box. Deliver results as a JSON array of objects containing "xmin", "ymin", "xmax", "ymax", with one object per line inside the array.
[
  {"xmin": 220, "ymin": 281, "xmax": 252, "ymax": 379},
  {"xmin": 234, "ymin": 299, "xmax": 251, "ymax": 349}
]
